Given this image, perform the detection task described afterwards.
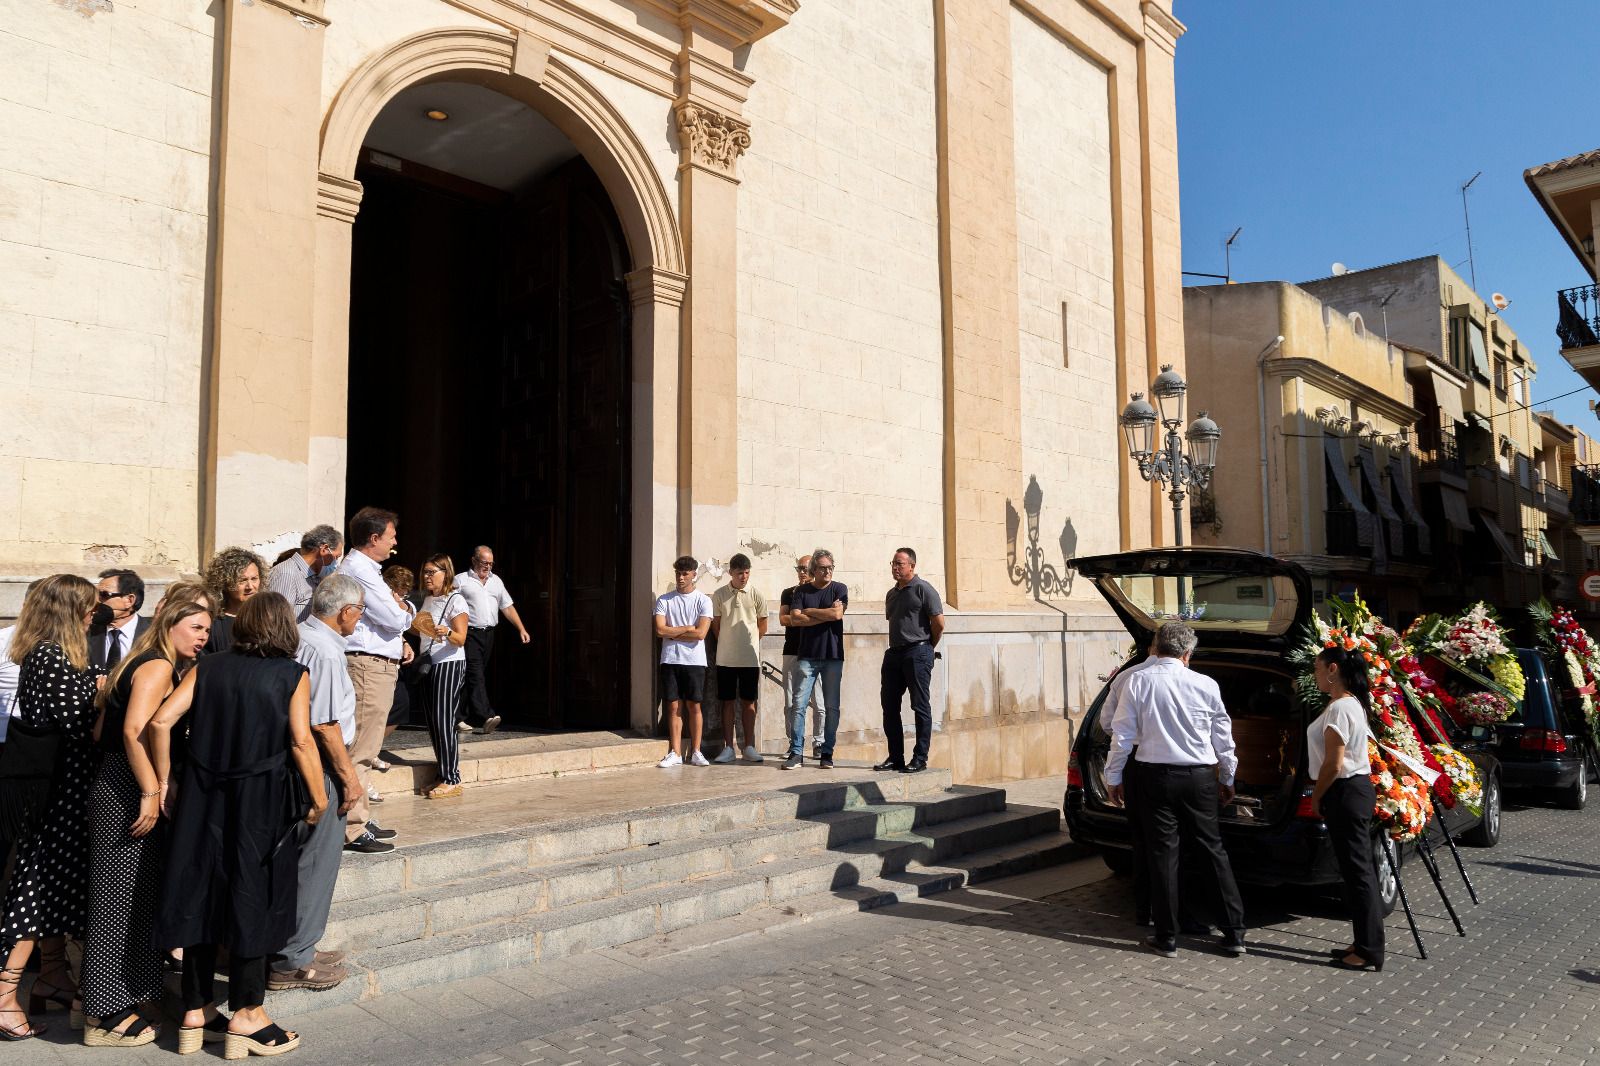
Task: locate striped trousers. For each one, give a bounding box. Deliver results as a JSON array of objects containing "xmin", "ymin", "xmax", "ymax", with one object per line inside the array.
[{"xmin": 424, "ymin": 659, "xmax": 467, "ymax": 785}]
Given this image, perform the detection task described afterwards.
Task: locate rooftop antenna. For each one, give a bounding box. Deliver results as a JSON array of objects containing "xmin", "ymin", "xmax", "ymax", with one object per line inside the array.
[
  {"xmin": 1460, "ymin": 171, "xmax": 1482, "ymax": 291},
  {"xmin": 1379, "ymin": 286, "xmax": 1400, "ymax": 343},
  {"xmin": 1224, "ymin": 227, "xmax": 1243, "ymax": 283}
]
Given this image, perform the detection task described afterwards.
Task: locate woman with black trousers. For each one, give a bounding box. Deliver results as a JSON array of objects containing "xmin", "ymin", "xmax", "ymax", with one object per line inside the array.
[
  {"xmin": 147, "ymin": 593, "xmax": 327, "ymax": 1057},
  {"xmin": 1310, "ymin": 645, "xmax": 1386, "ymax": 972}
]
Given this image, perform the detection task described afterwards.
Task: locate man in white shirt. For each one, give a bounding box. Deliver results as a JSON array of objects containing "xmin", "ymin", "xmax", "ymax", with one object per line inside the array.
[
  {"xmin": 1105, "ymin": 621, "xmax": 1246, "ymax": 958},
  {"xmin": 335, "ymin": 506, "xmax": 414, "ymax": 849},
  {"xmin": 266, "ymin": 524, "xmax": 343, "ymax": 622},
  {"xmin": 269, "ymin": 574, "xmax": 368, "ymax": 992},
  {"xmin": 90, "ymin": 569, "xmax": 150, "ymax": 669},
  {"xmin": 453, "ymin": 546, "xmax": 530, "ymax": 735},
  {"xmin": 653, "ymin": 556, "xmax": 713, "ymax": 768}
]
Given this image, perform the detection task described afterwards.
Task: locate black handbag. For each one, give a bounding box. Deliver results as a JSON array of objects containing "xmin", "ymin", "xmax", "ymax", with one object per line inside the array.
[{"xmin": 0, "ymin": 717, "xmax": 65, "ymax": 839}]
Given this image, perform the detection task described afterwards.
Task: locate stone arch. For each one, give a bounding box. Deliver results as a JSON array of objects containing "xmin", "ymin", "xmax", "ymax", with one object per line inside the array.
[{"xmin": 317, "ymin": 25, "xmax": 684, "ymax": 277}]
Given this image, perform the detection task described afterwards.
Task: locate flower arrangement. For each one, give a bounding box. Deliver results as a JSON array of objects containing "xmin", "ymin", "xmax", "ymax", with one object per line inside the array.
[
  {"xmin": 1370, "ymin": 740, "xmax": 1430, "ymax": 842},
  {"xmin": 1408, "ymin": 602, "xmax": 1525, "ymax": 705},
  {"xmin": 1529, "ymin": 600, "xmax": 1600, "ymax": 750},
  {"xmin": 1430, "ymin": 744, "xmax": 1483, "ymax": 816},
  {"xmin": 1455, "ymin": 691, "xmax": 1514, "ymax": 726}
]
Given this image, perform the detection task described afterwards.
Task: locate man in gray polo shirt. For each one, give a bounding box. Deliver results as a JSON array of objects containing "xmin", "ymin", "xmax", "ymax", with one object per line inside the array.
[{"xmin": 875, "ymin": 547, "xmax": 945, "ymax": 774}]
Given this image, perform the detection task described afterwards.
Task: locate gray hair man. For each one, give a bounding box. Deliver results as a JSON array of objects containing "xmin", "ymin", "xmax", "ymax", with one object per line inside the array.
[
  {"xmin": 269, "ymin": 573, "xmax": 369, "ymax": 992},
  {"xmin": 779, "ymin": 548, "xmax": 848, "ymax": 770},
  {"xmin": 1103, "ymin": 621, "xmax": 1246, "ymax": 958},
  {"xmin": 452, "ymin": 545, "xmax": 530, "ymax": 735},
  {"xmin": 267, "ymin": 524, "xmax": 345, "ymax": 622}
]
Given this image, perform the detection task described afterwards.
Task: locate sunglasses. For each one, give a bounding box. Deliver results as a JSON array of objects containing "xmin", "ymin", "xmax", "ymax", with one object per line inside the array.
[{"xmin": 97, "ymin": 590, "xmax": 129, "ymax": 601}]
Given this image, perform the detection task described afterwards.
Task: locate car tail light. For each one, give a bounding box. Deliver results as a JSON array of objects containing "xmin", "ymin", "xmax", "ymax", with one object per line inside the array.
[
  {"xmin": 1521, "ymin": 729, "xmax": 1568, "ymax": 753},
  {"xmin": 1066, "ymin": 762, "xmax": 1084, "ymax": 789},
  {"xmin": 1295, "ymin": 790, "xmax": 1321, "ymax": 820}
]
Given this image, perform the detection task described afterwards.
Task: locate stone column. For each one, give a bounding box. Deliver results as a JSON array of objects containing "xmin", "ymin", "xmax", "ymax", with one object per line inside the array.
[
  {"xmin": 205, "ymin": 0, "xmax": 328, "ymax": 555},
  {"xmin": 310, "ymin": 174, "xmax": 362, "ymax": 527}
]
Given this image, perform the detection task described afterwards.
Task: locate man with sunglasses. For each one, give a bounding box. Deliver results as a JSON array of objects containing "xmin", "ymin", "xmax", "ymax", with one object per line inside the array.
[
  {"xmin": 781, "ymin": 549, "xmax": 848, "ymax": 770},
  {"xmin": 90, "ymin": 568, "xmax": 149, "ymax": 669}
]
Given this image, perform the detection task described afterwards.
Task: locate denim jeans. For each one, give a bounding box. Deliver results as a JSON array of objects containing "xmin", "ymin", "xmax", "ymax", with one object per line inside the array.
[{"xmin": 789, "ymin": 658, "xmax": 842, "ymax": 757}]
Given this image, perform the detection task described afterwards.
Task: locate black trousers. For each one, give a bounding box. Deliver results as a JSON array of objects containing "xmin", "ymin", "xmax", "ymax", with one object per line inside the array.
[
  {"xmin": 880, "ymin": 643, "xmax": 935, "ymax": 764},
  {"xmin": 1133, "ymin": 761, "xmax": 1245, "ymax": 943},
  {"xmin": 460, "ymin": 626, "xmax": 495, "ymax": 726},
  {"xmin": 1321, "ymin": 774, "xmax": 1385, "ymax": 965},
  {"xmin": 180, "ymin": 945, "xmax": 266, "ymax": 1012}
]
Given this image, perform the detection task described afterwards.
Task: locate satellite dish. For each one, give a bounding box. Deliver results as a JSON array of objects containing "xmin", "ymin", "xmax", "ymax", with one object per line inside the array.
[
  {"xmin": 1331, "ymin": 262, "xmax": 1348, "ymax": 276},
  {"xmin": 1491, "ymin": 292, "xmax": 1509, "ymax": 310}
]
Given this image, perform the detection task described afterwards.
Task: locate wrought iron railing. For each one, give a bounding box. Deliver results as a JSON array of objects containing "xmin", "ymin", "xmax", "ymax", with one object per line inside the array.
[
  {"xmin": 1573, "ymin": 464, "xmax": 1600, "ymax": 525},
  {"xmin": 1558, "ymin": 284, "xmax": 1600, "ymax": 350},
  {"xmin": 1420, "ymin": 427, "xmax": 1465, "ymax": 476}
]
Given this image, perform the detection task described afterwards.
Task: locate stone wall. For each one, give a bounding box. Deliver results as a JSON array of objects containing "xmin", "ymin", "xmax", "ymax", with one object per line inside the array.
[
  {"xmin": 733, "ymin": 0, "xmax": 946, "ymax": 596},
  {"xmin": 0, "ymin": 0, "xmax": 214, "ymax": 569}
]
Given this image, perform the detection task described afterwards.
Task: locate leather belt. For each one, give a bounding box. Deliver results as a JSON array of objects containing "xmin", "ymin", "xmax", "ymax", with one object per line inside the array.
[{"xmin": 345, "ymin": 651, "xmax": 400, "ymax": 665}]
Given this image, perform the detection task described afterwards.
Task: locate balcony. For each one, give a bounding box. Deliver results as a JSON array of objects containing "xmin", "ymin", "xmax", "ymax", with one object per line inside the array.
[
  {"xmin": 1419, "ymin": 427, "xmax": 1465, "ymax": 481},
  {"xmin": 1573, "ymin": 464, "xmax": 1600, "ymax": 545},
  {"xmin": 1559, "ymin": 284, "xmax": 1600, "ymax": 350}
]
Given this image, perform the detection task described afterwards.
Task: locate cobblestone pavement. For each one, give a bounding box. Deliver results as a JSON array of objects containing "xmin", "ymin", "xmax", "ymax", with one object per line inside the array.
[{"xmin": 14, "ymin": 790, "xmax": 1600, "ymax": 1066}]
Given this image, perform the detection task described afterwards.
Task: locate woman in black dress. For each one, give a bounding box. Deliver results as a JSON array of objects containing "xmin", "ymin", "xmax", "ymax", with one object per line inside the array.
[
  {"xmin": 80, "ymin": 598, "xmax": 213, "ymax": 1047},
  {"xmin": 202, "ymin": 546, "xmax": 267, "ymax": 655},
  {"xmin": 148, "ymin": 592, "xmax": 326, "ymax": 1058},
  {"xmin": 0, "ymin": 575, "xmax": 102, "ymax": 1041}
]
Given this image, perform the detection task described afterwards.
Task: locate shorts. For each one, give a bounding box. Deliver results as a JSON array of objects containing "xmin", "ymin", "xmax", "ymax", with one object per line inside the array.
[
  {"xmin": 659, "ymin": 663, "xmax": 706, "ymax": 704},
  {"xmin": 717, "ymin": 666, "xmax": 759, "ymax": 702}
]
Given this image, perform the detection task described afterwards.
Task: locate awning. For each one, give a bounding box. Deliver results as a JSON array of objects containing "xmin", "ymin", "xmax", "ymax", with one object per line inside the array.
[
  {"xmin": 1323, "ymin": 436, "xmax": 1375, "ymax": 549},
  {"xmin": 1472, "ymin": 509, "xmax": 1525, "ymax": 567},
  {"xmin": 1439, "ymin": 487, "xmax": 1473, "ymax": 532},
  {"xmin": 1430, "ymin": 366, "xmax": 1466, "ymax": 427},
  {"xmin": 1357, "ymin": 449, "xmax": 1401, "ymax": 521},
  {"xmin": 1538, "ymin": 529, "xmax": 1561, "ymax": 564},
  {"xmin": 1389, "ymin": 457, "xmax": 1432, "ymax": 555}
]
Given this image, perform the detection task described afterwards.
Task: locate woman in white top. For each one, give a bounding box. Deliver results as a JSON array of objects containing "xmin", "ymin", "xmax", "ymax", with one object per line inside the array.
[
  {"xmin": 415, "ymin": 555, "xmax": 470, "ymax": 800},
  {"xmin": 1310, "ymin": 644, "xmax": 1385, "ymax": 972}
]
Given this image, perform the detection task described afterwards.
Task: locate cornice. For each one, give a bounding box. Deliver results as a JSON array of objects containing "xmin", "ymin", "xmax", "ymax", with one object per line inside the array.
[
  {"xmin": 315, "ymin": 173, "xmax": 363, "ymax": 223},
  {"xmin": 252, "ymin": 0, "xmax": 328, "ymax": 26},
  {"xmin": 1264, "ymin": 356, "xmax": 1421, "ymax": 426},
  {"xmin": 1139, "ymin": 1, "xmax": 1185, "ymax": 51},
  {"xmin": 675, "ymin": 0, "xmax": 797, "ymax": 45},
  {"xmin": 626, "ymin": 266, "xmax": 689, "ymax": 308}
]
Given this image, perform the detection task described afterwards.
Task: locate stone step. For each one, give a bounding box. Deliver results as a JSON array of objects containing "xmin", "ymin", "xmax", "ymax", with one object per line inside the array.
[
  {"xmin": 367, "ymin": 731, "xmax": 664, "ymax": 796},
  {"xmin": 326, "ymin": 786, "xmax": 1009, "ymax": 951},
  {"xmin": 270, "ymin": 815, "xmax": 1071, "ymax": 1013},
  {"xmin": 333, "ymin": 770, "xmax": 958, "ymax": 904}
]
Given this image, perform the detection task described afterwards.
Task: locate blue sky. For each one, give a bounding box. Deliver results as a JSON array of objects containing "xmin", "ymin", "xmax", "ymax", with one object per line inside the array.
[{"xmin": 1174, "ymin": 1, "xmax": 1596, "ymax": 430}]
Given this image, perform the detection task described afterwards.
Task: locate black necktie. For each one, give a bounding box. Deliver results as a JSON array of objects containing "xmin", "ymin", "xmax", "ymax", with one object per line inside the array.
[{"xmin": 107, "ymin": 629, "xmax": 123, "ymax": 669}]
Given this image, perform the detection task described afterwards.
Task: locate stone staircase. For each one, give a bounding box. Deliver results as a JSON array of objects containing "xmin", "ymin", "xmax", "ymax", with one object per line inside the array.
[{"xmin": 275, "ymin": 770, "xmax": 1072, "ymax": 1010}]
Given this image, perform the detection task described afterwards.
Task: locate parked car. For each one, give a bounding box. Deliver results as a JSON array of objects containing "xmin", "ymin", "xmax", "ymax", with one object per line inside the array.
[
  {"xmin": 1469, "ymin": 647, "xmax": 1596, "ymax": 810},
  {"xmin": 1061, "ymin": 547, "xmax": 1502, "ymax": 917}
]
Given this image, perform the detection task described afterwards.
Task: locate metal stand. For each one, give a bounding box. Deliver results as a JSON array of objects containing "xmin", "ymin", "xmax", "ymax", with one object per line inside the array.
[
  {"xmin": 1380, "ymin": 834, "xmax": 1427, "ymax": 960},
  {"xmin": 1431, "ymin": 808, "xmax": 1479, "ymax": 905},
  {"xmin": 1415, "ymin": 826, "xmax": 1466, "ymax": 937}
]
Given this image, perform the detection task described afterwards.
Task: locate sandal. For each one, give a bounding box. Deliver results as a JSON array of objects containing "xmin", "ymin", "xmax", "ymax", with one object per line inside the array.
[
  {"xmin": 34, "ymin": 946, "xmax": 84, "ymax": 1031},
  {"xmin": 178, "ymin": 1013, "xmax": 229, "ymax": 1055},
  {"xmin": 0, "ymin": 966, "xmax": 44, "ymax": 1041},
  {"xmin": 224, "ymin": 1022, "xmax": 300, "ymax": 1059},
  {"xmin": 83, "ymin": 1005, "xmax": 160, "ymax": 1047}
]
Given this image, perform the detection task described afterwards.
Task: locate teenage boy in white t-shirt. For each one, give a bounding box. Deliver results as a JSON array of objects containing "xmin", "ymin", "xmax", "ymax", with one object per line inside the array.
[{"xmin": 653, "ymin": 556, "xmax": 714, "ymax": 767}]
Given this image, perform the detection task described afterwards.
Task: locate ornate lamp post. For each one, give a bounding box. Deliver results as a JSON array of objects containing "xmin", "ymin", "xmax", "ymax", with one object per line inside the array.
[{"xmin": 1119, "ymin": 364, "xmax": 1220, "ymax": 549}]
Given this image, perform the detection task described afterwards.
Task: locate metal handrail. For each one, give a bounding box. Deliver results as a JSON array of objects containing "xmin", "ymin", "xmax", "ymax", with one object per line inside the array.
[{"xmin": 1558, "ymin": 285, "xmax": 1600, "ymax": 350}]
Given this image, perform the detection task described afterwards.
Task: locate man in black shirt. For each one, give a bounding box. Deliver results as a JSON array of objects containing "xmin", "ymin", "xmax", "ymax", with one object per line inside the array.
[
  {"xmin": 875, "ymin": 548, "xmax": 945, "ymax": 773},
  {"xmin": 779, "ymin": 555, "xmax": 830, "ymax": 758},
  {"xmin": 780, "ymin": 549, "xmax": 847, "ymax": 770}
]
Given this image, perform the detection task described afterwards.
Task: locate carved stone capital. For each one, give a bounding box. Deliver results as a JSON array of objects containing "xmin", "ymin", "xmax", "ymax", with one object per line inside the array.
[
  {"xmin": 316, "ymin": 173, "xmax": 363, "ymax": 224},
  {"xmin": 626, "ymin": 267, "xmax": 689, "ymax": 309},
  {"xmin": 674, "ymin": 102, "xmax": 751, "ymax": 177}
]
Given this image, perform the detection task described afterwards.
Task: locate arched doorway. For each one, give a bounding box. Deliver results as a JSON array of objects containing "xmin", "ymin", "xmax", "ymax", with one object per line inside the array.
[{"xmin": 345, "ymin": 79, "xmax": 632, "ymax": 731}]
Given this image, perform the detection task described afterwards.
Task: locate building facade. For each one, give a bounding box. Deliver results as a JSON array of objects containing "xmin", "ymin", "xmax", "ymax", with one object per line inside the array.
[{"xmin": 0, "ymin": 0, "xmax": 1189, "ymax": 779}]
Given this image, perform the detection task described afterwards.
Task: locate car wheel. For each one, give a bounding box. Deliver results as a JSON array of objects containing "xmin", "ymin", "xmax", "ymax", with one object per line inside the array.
[
  {"xmin": 1463, "ymin": 774, "xmax": 1501, "ymax": 847},
  {"xmin": 1558, "ymin": 763, "xmax": 1588, "ymax": 811},
  {"xmin": 1373, "ymin": 833, "xmax": 1401, "ymax": 917},
  {"xmin": 1101, "ymin": 848, "xmax": 1133, "ymax": 876}
]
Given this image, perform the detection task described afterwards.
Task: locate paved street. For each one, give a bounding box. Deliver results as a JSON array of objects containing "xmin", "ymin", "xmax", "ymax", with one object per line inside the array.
[{"xmin": 16, "ymin": 781, "xmax": 1600, "ymax": 1066}]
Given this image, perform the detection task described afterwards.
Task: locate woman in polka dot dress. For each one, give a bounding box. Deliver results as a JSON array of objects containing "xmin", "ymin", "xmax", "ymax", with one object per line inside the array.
[{"xmin": 0, "ymin": 575, "xmax": 103, "ymax": 1041}]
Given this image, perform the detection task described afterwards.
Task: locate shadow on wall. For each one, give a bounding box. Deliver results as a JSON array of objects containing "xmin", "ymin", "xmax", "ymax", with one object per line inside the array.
[{"xmin": 1006, "ymin": 475, "xmax": 1076, "ymax": 602}]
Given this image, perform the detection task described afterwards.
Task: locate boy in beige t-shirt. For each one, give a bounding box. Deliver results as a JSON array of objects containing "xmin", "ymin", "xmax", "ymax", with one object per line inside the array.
[{"xmin": 710, "ymin": 553, "xmax": 769, "ymax": 763}]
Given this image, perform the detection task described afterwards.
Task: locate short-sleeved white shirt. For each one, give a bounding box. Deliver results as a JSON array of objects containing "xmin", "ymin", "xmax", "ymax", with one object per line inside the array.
[
  {"xmin": 654, "ymin": 590, "xmax": 713, "ymax": 666},
  {"xmin": 420, "ymin": 592, "xmax": 470, "ymax": 664},
  {"xmin": 454, "ymin": 571, "xmax": 514, "ymax": 627},
  {"xmin": 1307, "ymin": 695, "xmax": 1372, "ymax": 781}
]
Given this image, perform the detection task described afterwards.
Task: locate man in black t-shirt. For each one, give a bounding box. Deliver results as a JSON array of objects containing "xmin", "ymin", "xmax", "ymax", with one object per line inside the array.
[
  {"xmin": 875, "ymin": 547, "xmax": 945, "ymax": 773},
  {"xmin": 780, "ymin": 549, "xmax": 847, "ymax": 770},
  {"xmin": 779, "ymin": 555, "xmax": 830, "ymax": 759}
]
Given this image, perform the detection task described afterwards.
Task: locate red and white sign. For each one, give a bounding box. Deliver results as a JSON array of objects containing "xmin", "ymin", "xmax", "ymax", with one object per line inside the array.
[{"xmin": 1583, "ymin": 572, "xmax": 1600, "ymax": 602}]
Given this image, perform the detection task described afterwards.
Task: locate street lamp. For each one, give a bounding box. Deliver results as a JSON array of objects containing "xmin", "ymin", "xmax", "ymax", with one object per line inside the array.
[{"xmin": 1119, "ymin": 364, "xmax": 1220, "ymax": 549}]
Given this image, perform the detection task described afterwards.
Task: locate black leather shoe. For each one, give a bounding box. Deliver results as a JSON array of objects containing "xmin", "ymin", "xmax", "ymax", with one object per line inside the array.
[
  {"xmin": 902, "ymin": 760, "xmax": 927, "ymax": 774},
  {"xmin": 873, "ymin": 758, "xmax": 906, "ymax": 772},
  {"xmin": 366, "ymin": 822, "xmax": 397, "ymax": 840},
  {"xmin": 1142, "ymin": 936, "xmax": 1177, "ymax": 958},
  {"xmin": 818, "ymin": 757, "xmax": 834, "ymax": 770},
  {"xmin": 1218, "ymin": 932, "xmax": 1247, "ymax": 957},
  {"xmin": 344, "ymin": 832, "xmax": 394, "ymax": 855}
]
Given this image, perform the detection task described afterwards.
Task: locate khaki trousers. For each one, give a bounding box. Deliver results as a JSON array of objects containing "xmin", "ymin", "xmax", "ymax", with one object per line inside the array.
[{"xmin": 345, "ymin": 654, "xmax": 398, "ymax": 843}]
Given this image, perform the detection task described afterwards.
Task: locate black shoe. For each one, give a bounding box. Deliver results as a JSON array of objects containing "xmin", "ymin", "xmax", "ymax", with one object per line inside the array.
[
  {"xmin": 902, "ymin": 760, "xmax": 927, "ymax": 774},
  {"xmin": 344, "ymin": 832, "xmax": 395, "ymax": 855},
  {"xmin": 818, "ymin": 757, "xmax": 834, "ymax": 770},
  {"xmin": 1142, "ymin": 936, "xmax": 1177, "ymax": 958},
  {"xmin": 873, "ymin": 757, "xmax": 906, "ymax": 772},
  {"xmin": 781, "ymin": 754, "xmax": 803, "ymax": 770},
  {"xmin": 1218, "ymin": 932, "xmax": 1247, "ymax": 957},
  {"xmin": 366, "ymin": 822, "xmax": 397, "ymax": 840}
]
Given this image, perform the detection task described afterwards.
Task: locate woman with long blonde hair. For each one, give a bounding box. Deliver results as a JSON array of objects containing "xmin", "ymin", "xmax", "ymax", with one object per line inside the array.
[
  {"xmin": 0, "ymin": 574, "xmax": 101, "ymax": 1041},
  {"xmin": 79, "ymin": 598, "xmax": 213, "ymax": 1047}
]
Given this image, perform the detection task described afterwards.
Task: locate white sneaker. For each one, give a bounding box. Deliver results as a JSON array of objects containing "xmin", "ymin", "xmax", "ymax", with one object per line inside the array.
[
  {"xmin": 657, "ymin": 751, "xmax": 683, "ymax": 768},
  {"xmin": 688, "ymin": 750, "xmax": 711, "ymax": 767},
  {"xmin": 366, "ymin": 785, "xmax": 383, "ymax": 803},
  {"xmin": 713, "ymin": 746, "xmax": 737, "ymax": 764},
  {"xmin": 743, "ymin": 745, "xmax": 763, "ymax": 763}
]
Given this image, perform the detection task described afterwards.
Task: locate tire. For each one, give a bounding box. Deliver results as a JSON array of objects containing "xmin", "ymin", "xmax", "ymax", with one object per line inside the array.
[
  {"xmin": 1557, "ymin": 763, "xmax": 1588, "ymax": 811},
  {"xmin": 1373, "ymin": 833, "xmax": 1401, "ymax": 917},
  {"xmin": 1101, "ymin": 848, "xmax": 1133, "ymax": 876},
  {"xmin": 1463, "ymin": 774, "xmax": 1501, "ymax": 847}
]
